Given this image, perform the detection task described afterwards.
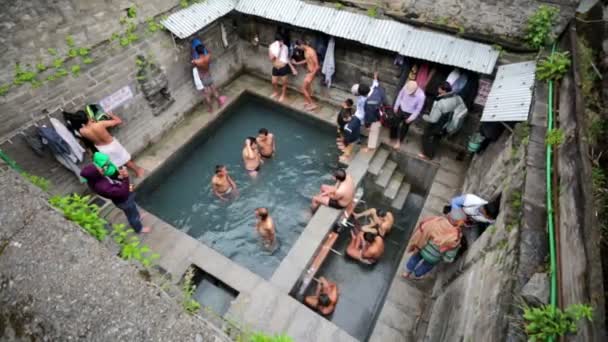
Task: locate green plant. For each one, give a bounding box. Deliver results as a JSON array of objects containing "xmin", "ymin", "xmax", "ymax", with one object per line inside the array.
[
  {"xmin": 111, "ymin": 224, "xmax": 160, "ymax": 267},
  {"xmin": 180, "ymin": 0, "xmax": 189, "ymax": 8},
  {"xmin": 537, "ymin": 51, "xmax": 571, "ymax": 81},
  {"xmin": 0, "ymin": 84, "xmax": 9, "ymax": 96},
  {"xmin": 182, "ymin": 267, "xmax": 201, "ymax": 314},
  {"xmin": 249, "ymin": 333, "xmax": 294, "ymax": 342},
  {"xmin": 510, "ymin": 190, "xmax": 522, "ymax": 213},
  {"xmin": 335, "ymin": 3, "xmax": 344, "ymax": 10},
  {"xmin": 127, "ymin": 5, "xmax": 137, "ymax": 19},
  {"xmin": 523, "ymin": 304, "xmax": 593, "ymax": 341},
  {"xmin": 36, "ymin": 62, "xmax": 47, "ymax": 72},
  {"xmin": 524, "ymin": 5, "xmax": 559, "ymax": 49},
  {"xmin": 366, "ymin": 6, "xmax": 378, "ymax": 18},
  {"xmin": 71, "ymin": 64, "xmax": 81, "ymax": 77},
  {"xmin": 82, "ymin": 57, "xmax": 94, "ymax": 64},
  {"xmin": 47, "ymin": 48, "xmax": 58, "ymax": 56},
  {"xmin": 65, "ymin": 35, "xmax": 75, "ymax": 47},
  {"xmin": 49, "ymin": 194, "xmax": 108, "ymax": 241},
  {"xmin": 68, "ymin": 48, "xmax": 78, "ymax": 58},
  {"xmin": 55, "ymin": 68, "xmax": 69, "ymax": 78},
  {"xmin": 545, "ymin": 128, "xmax": 565, "ymax": 146},
  {"xmin": 436, "ymin": 16, "xmax": 449, "ymax": 26},
  {"xmin": 146, "ymin": 17, "xmax": 163, "ymax": 33},
  {"xmin": 52, "ymin": 58, "xmax": 64, "ymax": 69},
  {"xmin": 78, "ymin": 47, "xmax": 90, "ymax": 57},
  {"xmin": 21, "ymin": 172, "xmax": 51, "ymax": 192},
  {"xmin": 13, "ymin": 63, "xmax": 37, "ymax": 85}
]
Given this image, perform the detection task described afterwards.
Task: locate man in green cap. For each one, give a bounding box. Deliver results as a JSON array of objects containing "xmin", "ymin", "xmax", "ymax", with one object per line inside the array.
[{"xmin": 80, "ymin": 152, "xmax": 150, "ymax": 233}]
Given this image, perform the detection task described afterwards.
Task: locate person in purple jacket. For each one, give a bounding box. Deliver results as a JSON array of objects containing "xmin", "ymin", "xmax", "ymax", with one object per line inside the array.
[{"xmin": 80, "ymin": 152, "xmax": 151, "ymax": 233}]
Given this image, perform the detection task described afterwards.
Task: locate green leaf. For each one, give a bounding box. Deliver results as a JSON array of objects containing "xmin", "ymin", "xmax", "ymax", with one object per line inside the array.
[
  {"xmin": 78, "ymin": 47, "xmax": 90, "ymax": 56},
  {"xmin": 66, "ymin": 35, "xmax": 75, "ymax": 47},
  {"xmin": 68, "ymin": 48, "xmax": 78, "ymax": 57},
  {"xmin": 82, "ymin": 57, "xmax": 94, "ymax": 64},
  {"xmin": 127, "ymin": 5, "xmax": 137, "ymax": 19},
  {"xmin": 48, "ymin": 48, "xmax": 58, "ymax": 56}
]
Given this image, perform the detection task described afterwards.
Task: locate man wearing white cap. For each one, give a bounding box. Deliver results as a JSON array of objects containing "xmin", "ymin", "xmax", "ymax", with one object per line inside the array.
[{"xmin": 392, "ymin": 80, "xmax": 426, "ymax": 149}]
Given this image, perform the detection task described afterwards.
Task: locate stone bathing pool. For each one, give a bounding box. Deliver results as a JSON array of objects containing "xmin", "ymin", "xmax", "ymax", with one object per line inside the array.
[{"xmin": 137, "ymin": 93, "xmax": 338, "ymax": 279}]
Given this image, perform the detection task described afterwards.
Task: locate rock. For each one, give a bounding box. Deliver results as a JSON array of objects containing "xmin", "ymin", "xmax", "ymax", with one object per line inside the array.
[{"xmin": 521, "ymin": 272, "xmax": 550, "ymax": 306}]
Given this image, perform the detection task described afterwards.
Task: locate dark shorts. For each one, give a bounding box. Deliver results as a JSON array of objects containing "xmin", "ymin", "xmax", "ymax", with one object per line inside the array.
[
  {"xmin": 272, "ymin": 65, "xmax": 290, "ymax": 77},
  {"xmin": 246, "ymin": 165, "xmax": 261, "ymax": 174},
  {"xmin": 261, "ymin": 152, "xmax": 273, "ymax": 159},
  {"xmin": 328, "ymin": 199, "xmax": 346, "ymax": 209}
]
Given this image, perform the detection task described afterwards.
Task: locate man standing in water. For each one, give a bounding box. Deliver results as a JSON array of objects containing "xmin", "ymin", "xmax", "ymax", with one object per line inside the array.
[
  {"xmin": 256, "ymin": 128, "xmax": 275, "ymax": 158},
  {"xmin": 269, "ymin": 34, "xmax": 296, "ymax": 102},
  {"xmin": 242, "ymin": 137, "xmax": 262, "ymax": 177},
  {"xmin": 211, "ymin": 165, "xmax": 238, "ymax": 201},
  {"xmin": 292, "ymin": 40, "xmax": 320, "ymax": 111},
  {"xmin": 304, "ymin": 277, "xmax": 339, "ymax": 316},
  {"xmin": 79, "ymin": 111, "xmax": 145, "ymax": 177},
  {"xmin": 192, "ymin": 43, "xmax": 227, "ymax": 112},
  {"xmin": 311, "ymin": 168, "xmax": 355, "ymax": 211},
  {"xmin": 255, "ymin": 207, "xmax": 276, "ymax": 250}
]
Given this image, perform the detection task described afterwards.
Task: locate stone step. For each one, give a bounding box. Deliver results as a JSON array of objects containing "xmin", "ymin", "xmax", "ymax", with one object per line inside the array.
[
  {"xmin": 391, "ymin": 182, "xmax": 412, "ymax": 210},
  {"xmin": 375, "ymin": 160, "xmax": 397, "ymax": 188},
  {"xmin": 368, "ymin": 148, "xmax": 390, "ymax": 176},
  {"xmin": 383, "ymin": 171, "xmax": 405, "ymax": 200}
]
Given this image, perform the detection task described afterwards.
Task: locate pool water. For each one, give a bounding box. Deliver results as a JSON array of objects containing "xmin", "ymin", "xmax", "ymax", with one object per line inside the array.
[{"xmin": 138, "ymin": 94, "xmax": 338, "ymax": 279}]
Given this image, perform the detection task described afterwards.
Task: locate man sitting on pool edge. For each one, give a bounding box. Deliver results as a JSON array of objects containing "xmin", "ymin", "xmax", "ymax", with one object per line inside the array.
[
  {"xmin": 242, "ymin": 137, "xmax": 262, "ymax": 177},
  {"xmin": 211, "ymin": 164, "xmax": 238, "ymax": 201},
  {"xmin": 304, "ymin": 276, "xmax": 339, "ymax": 316},
  {"xmin": 255, "ymin": 207, "xmax": 276, "ymax": 250},
  {"xmin": 311, "ymin": 168, "xmax": 355, "ymax": 212},
  {"xmin": 346, "ymin": 230, "xmax": 385, "ymax": 265},
  {"xmin": 256, "ymin": 128, "xmax": 275, "ymax": 158}
]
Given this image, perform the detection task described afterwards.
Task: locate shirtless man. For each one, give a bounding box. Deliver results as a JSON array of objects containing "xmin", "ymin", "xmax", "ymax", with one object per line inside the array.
[
  {"xmin": 242, "ymin": 137, "xmax": 262, "ymax": 177},
  {"xmin": 255, "ymin": 207, "xmax": 276, "ymax": 249},
  {"xmin": 79, "ymin": 112, "xmax": 144, "ymax": 177},
  {"xmin": 311, "ymin": 168, "xmax": 355, "ymax": 212},
  {"xmin": 354, "ymin": 208, "xmax": 394, "ymax": 237},
  {"xmin": 346, "ymin": 231, "xmax": 385, "ymax": 265},
  {"xmin": 268, "ymin": 34, "xmax": 297, "ymax": 102},
  {"xmin": 256, "ymin": 128, "xmax": 275, "ymax": 158},
  {"xmin": 292, "ymin": 40, "xmax": 320, "ymax": 110},
  {"xmin": 211, "ymin": 165, "xmax": 238, "ymax": 201},
  {"xmin": 192, "ymin": 43, "xmax": 226, "ymax": 112},
  {"xmin": 304, "ymin": 277, "xmax": 339, "ymax": 316}
]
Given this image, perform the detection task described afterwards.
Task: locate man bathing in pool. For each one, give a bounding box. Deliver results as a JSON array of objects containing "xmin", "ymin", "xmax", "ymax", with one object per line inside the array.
[
  {"xmin": 211, "ymin": 165, "xmax": 238, "ymax": 201},
  {"xmin": 255, "ymin": 207, "xmax": 276, "ymax": 249},
  {"xmin": 354, "ymin": 208, "xmax": 394, "ymax": 237},
  {"xmin": 346, "ymin": 230, "xmax": 385, "ymax": 265},
  {"xmin": 242, "ymin": 137, "xmax": 262, "ymax": 177},
  {"xmin": 311, "ymin": 168, "xmax": 355, "ymax": 212},
  {"xmin": 256, "ymin": 128, "xmax": 275, "ymax": 158}
]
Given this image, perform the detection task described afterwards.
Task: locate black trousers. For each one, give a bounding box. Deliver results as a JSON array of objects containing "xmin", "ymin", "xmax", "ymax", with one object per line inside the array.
[
  {"xmin": 389, "ymin": 108, "xmax": 413, "ymax": 141},
  {"xmin": 422, "ymin": 123, "xmax": 444, "ymax": 159}
]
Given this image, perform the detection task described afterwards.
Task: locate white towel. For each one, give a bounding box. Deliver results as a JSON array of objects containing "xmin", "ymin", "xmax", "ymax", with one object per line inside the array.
[
  {"xmin": 50, "ymin": 117, "xmax": 85, "ymax": 163},
  {"xmin": 192, "ymin": 67, "xmax": 204, "ymax": 91},
  {"xmin": 322, "ymin": 37, "xmax": 335, "ymax": 88},
  {"xmin": 220, "ymin": 23, "xmax": 228, "ymax": 48}
]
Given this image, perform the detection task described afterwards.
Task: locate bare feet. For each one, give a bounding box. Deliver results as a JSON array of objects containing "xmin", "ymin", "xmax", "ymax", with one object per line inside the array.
[
  {"xmin": 393, "ymin": 142, "xmax": 401, "ymax": 150},
  {"xmin": 218, "ymin": 95, "xmax": 227, "ymax": 106},
  {"xmin": 278, "ymin": 95, "xmax": 285, "ymax": 102},
  {"xmin": 307, "ymin": 104, "xmax": 318, "ymax": 111},
  {"xmin": 140, "ymin": 226, "xmax": 152, "ymax": 233},
  {"xmin": 417, "ymin": 153, "xmax": 429, "ymax": 160},
  {"xmin": 270, "ymin": 92, "xmax": 279, "ymax": 99},
  {"xmin": 401, "ymin": 272, "xmax": 411, "ymax": 279}
]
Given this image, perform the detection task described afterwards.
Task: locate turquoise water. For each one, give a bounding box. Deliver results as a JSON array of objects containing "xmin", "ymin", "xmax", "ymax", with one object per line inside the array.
[{"xmin": 139, "ymin": 95, "xmax": 337, "ymax": 279}]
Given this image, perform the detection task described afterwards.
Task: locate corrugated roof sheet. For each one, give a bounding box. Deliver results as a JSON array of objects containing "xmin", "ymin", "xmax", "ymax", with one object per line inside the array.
[
  {"xmin": 481, "ymin": 61, "xmax": 536, "ymax": 122},
  {"xmin": 162, "ymin": 0, "xmax": 500, "ymax": 74},
  {"xmin": 162, "ymin": 0, "xmax": 236, "ymax": 39}
]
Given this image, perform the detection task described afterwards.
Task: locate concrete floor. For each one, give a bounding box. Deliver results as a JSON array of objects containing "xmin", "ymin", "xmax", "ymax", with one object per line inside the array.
[{"xmin": 102, "ymin": 72, "xmax": 469, "ymax": 341}]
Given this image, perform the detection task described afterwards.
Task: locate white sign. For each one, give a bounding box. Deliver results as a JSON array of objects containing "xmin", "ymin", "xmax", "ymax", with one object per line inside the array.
[{"xmin": 99, "ymin": 85, "xmax": 134, "ymax": 112}]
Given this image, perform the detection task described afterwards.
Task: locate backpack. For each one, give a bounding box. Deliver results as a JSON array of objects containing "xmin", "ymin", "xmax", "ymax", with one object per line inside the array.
[
  {"xmin": 364, "ymin": 86, "xmax": 386, "ymax": 125},
  {"xmin": 85, "ymin": 104, "xmax": 109, "ymax": 121}
]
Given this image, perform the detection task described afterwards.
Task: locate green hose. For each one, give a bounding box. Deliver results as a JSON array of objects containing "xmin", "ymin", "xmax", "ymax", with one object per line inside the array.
[{"xmin": 546, "ymin": 42, "xmax": 558, "ymax": 339}]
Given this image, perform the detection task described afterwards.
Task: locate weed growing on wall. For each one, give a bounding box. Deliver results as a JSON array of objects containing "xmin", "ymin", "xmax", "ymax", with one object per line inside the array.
[
  {"xmin": 545, "ymin": 128, "xmax": 565, "ymax": 146},
  {"xmin": 366, "ymin": 6, "xmax": 378, "ymax": 18},
  {"xmin": 182, "ymin": 267, "xmax": 201, "ymax": 314},
  {"xmin": 523, "ymin": 304, "xmax": 593, "ymax": 341},
  {"xmin": 21, "ymin": 172, "xmax": 51, "ymax": 192},
  {"xmin": 111, "ymin": 224, "xmax": 160, "ymax": 267},
  {"xmin": 249, "ymin": 333, "xmax": 294, "ymax": 342},
  {"xmin": 49, "ymin": 194, "xmax": 109, "ymax": 241},
  {"xmin": 180, "ymin": 0, "xmax": 205, "ymax": 9},
  {"xmin": 537, "ymin": 52, "xmax": 570, "ymax": 81},
  {"xmin": 525, "ymin": 5, "xmax": 559, "ymax": 49}
]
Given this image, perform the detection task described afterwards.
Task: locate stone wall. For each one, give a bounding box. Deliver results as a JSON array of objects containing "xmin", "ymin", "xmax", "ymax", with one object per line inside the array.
[
  {"xmin": 315, "ymin": 0, "xmax": 579, "ymax": 46},
  {"xmin": 0, "ymin": 12, "xmax": 242, "ymax": 194},
  {"xmin": 0, "ymin": 165, "xmax": 230, "ymax": 341}
]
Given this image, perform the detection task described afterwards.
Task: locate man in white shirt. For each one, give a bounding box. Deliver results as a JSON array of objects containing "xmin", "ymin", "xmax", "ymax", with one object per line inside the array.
[{"xmin": 268, "ymin": 34, "xmax": 296, "ymax": 102}]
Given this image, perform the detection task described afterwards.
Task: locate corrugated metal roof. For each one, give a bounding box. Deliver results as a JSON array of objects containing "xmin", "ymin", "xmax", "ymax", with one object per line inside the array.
[
  {"xmin": 162, "ymin": 0, "xmax": 500, "ymax": 74},
  {"xmin": 162, "ymin": 0, "xmax": 236, "ymax": 39},
  {"xmin": 481, "ymin": 61, "xmax": 536, "ymax": 122}
]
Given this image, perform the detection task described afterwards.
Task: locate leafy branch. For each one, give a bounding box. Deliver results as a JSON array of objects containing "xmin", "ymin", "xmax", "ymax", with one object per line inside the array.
[
  {"xmin": 182, "ymin": 267, "xmax": 201, "ymax": 314},
  {"xmin": 525, "ymin": 5, "xmax": 559, "ymax": 49},
  {"xmin": 111, "ymin": 224, "xmax": 160, "ymax": 267},
  {"xmin": 523, "ymin": 304, "xmax": 593, "ymax": 341},
  {"xmin": 537, "ymin": 51, "xmax": 570, "ymax": 81},
  {"xmin": 50, "ymin": 194, "xmax": 108, "ymax": 241}
]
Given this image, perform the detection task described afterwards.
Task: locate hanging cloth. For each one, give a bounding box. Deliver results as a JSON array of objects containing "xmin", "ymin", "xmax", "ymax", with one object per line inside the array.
[
  {"xmin": 50, "ymin": 118, "xmax": 85, "ymax": 162},
  {"xmin": 415, "ymin": 63, "xmax": 431, "ymax": 90},
  {"xmin": 322, "ymin": 37, "xmax": 336, "ymax": 88},
  {"xmin": 446, "ymin": 68, "xmax": 461, "ymax": 85},
  {"xmin": 220, "ymin": 23, "xmax": 229, "ymax": 48}
]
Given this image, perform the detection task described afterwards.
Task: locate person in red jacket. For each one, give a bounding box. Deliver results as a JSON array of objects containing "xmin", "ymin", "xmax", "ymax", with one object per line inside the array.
[{"xmin": 80, "ymin": 153, "xmax": 151, "ymax": 233}]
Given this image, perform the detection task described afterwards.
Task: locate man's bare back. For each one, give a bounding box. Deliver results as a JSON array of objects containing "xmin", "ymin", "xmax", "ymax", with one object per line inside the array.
[
  {"xmin": 80, "ymin": 121, "xmax": 116, "ymax": 146},
  {"xmin": 333, "ymin": 175, "xmax": 355, "ymax": 207}
]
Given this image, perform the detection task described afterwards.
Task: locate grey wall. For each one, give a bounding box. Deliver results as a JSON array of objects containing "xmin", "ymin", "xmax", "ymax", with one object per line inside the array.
[{"xmin": 0, "ymin": 16, "xmax": 242, "ymax": 194}]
